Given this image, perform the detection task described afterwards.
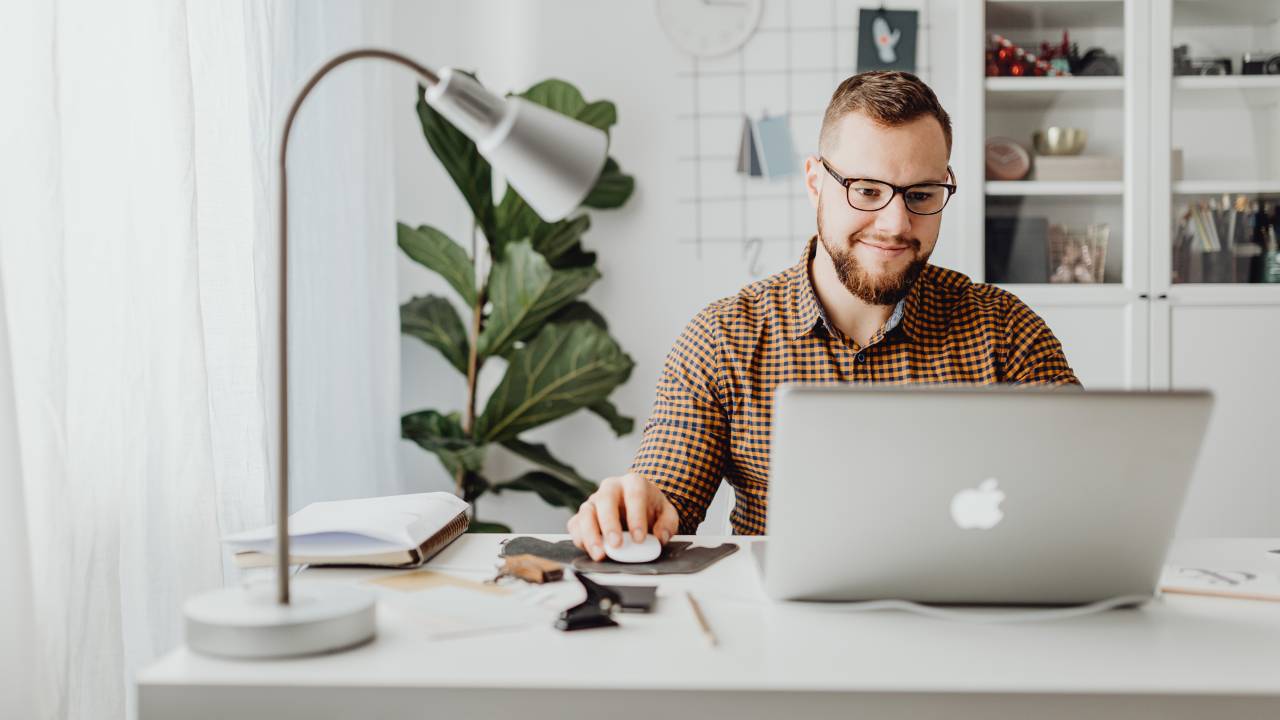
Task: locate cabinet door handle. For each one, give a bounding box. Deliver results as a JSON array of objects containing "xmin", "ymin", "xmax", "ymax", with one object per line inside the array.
[
  {"xmin": 1156, "ymin": 293, "xmax": 1169, "ymax": 300},
  {"xmin": 1138, "ymin": 292, "xmax": 1150, "ymax": 299}
]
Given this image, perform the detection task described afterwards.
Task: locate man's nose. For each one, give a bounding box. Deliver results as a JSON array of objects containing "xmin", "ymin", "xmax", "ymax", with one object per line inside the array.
[{"xmin": 874, "ymin": 193, "xmax": 913, "ymax": 236}]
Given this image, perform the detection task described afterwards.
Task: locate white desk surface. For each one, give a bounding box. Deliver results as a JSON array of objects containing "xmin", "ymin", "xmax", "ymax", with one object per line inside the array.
[{"xmin": 139, "ymin": 535, "xmax": 1280, "ymax": 720}]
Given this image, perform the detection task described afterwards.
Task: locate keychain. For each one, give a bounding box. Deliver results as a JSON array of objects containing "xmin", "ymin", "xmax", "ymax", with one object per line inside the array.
[{"xmin": 491, "ymin": 553, "xmax": 564, "ymax": 584}]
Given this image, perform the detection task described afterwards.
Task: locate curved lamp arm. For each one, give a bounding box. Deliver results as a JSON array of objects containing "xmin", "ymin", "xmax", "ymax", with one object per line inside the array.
[
  {"xmin": 273, "ymin": 49, "xmax": 607, "ymax": 605},
  {"xmin": 275, "ymin": 49, "xmax": 439, "ymax": 604}
]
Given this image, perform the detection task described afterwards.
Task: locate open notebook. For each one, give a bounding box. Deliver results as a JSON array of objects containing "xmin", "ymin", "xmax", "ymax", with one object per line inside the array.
[{"xmin": 223, "ymin": 492, "xmax": 470, "ymax": 569}]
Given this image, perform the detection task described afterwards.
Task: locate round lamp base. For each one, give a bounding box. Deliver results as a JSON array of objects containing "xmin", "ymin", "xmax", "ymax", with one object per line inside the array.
[{"xmin": 184, "ymin": 580, "xmax": 376, "ymax": 659}]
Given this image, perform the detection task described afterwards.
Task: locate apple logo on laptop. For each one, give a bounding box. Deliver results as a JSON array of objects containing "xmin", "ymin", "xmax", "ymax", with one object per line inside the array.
[{"xmin": 950, "ymin": 478, "xmax": 1005, "ymax": 530}]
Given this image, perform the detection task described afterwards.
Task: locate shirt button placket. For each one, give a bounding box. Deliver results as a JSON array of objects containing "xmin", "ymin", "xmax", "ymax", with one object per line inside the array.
[{"xmin": 837, "ymin": 346, "xmax": 853, "ymax": 380}]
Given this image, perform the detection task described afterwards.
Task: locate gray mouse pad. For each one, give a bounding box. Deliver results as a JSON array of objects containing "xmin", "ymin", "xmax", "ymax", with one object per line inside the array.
[{"xmin": 499, "ymin": 537, "xmax": 738, "ymax": 575}]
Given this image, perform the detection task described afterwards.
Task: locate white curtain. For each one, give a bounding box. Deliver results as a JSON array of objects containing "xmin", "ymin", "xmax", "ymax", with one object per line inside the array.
[
  {"xmin": 0, "ymin": 1, "xmax": 397, "ymax": 718},
  {"xmin": 0, "ymin": 238, "xmax": 37, "ymax": 720}
]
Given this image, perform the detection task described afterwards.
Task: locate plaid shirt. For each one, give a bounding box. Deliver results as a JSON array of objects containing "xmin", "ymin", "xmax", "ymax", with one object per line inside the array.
[{"xmin": 631, "ymin": 237, "xmax": 1080, "ymax": 535}]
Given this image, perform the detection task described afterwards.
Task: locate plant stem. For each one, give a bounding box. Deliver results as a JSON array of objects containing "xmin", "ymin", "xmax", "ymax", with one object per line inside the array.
[{"xmin": 456, "ymin": 219, "xmax": 485, "ymax": 498}]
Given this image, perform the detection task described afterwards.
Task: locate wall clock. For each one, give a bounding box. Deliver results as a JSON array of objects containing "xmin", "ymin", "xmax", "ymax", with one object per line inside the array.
[{"xmin": 656, "ymin": 0, "xmax": 764, "ymax": 58}]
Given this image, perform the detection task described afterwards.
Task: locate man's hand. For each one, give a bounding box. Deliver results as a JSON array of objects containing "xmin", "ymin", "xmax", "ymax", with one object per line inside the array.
[{"xmin": 567, "ymin": 473, "xmax": 679, "ymax": 561}]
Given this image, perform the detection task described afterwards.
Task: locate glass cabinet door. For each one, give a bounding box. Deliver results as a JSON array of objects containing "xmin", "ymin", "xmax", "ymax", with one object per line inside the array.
[
  {"xmin": 1164, "ymin": 0, "xmax": 1280, "ymax": 285},
  {"xmin": 982, "ymin": 0, "xmax": 1129, "ymax": 286}
]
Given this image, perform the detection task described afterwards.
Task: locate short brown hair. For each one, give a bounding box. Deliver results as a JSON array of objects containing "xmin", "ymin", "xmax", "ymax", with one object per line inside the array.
[{"xmin": 819, "ymin": 71, "xmax": 952, "ymax": 156}]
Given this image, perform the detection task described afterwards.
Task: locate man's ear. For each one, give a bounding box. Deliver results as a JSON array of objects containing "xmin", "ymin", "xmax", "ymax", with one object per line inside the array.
[{"xmin": 803, "ymin": 155, "xmax": 822, "ymax": 209}]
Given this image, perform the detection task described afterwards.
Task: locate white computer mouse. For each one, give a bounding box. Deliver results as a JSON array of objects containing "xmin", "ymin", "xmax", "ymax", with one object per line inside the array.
[{"xmin": 603, "ymin": 534, "xmax": 662, "ymax": 563}]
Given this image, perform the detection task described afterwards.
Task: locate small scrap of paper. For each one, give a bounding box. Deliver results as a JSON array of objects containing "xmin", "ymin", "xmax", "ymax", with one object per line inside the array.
[
  {"xmin": 367, "ymin": 570, "xmax": 510, "ymax": 596},
  {"xmin": 736, "ymin": 114, "xmax": 797, "ymax": 179}
]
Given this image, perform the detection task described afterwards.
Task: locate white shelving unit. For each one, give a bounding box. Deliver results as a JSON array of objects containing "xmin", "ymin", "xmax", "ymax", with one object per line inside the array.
[
  {"xmin": 986, "ymin": 180, "xmax": 1125, "ymax": 195},
  {"xmin": 956, "ymin": 0, "xmax": 1280, "ymax": 536}
]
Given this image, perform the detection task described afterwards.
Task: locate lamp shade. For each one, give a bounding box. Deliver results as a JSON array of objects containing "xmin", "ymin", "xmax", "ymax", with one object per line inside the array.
[{"xmin": 425, "ymin": 67, "xmax": 608, "ymax": 222}]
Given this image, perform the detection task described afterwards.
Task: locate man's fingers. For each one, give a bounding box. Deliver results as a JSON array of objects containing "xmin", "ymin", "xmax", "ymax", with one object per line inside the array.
[
  {"xmin": 576, "ymin": 503, "xmax": 606, "ymax": 561},
  {"xmin": 654, "ymin": 496, "xmax": 679, "ymax": 545},
  {"xmin": 567, "ymin": 514, "xmax": 585, "ymax": 551},
  {"xmin": 592, "ymin": 484, "xmax": 624, "ymax": 549},
  {"xmin": 622, "ymin": 479, "xmax": 650, "ymax": 542}
]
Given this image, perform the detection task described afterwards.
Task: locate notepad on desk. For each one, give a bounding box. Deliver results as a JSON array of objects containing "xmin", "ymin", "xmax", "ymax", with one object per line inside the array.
[
  {"xmin": 1159, "ymin": 565, "xmax": 1280, "ymax": 603},
  {"xmin": 223, "ymin": 492, "xmax": 470, "ymax": 569}
]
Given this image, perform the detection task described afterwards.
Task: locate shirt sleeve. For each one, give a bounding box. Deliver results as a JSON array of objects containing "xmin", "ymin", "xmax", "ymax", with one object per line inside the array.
[
  {"xmin": 629, "ymin": 305, "xmax": 730, "ymax": 535},
  {"xmin": 1001, "ymin": 296, "xmax": 1082, "ymax": 386}
]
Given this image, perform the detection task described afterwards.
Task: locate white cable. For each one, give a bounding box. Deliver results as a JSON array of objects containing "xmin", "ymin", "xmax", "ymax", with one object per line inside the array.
[{"xmin": 799, "ymin": 594, "xmax": 1155, "ymax": 624}]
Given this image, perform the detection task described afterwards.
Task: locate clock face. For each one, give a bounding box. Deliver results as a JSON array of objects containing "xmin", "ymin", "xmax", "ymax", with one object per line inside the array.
[{"xmin": 656, "ymin": 0, "xmax": 764, "ymax": 58}]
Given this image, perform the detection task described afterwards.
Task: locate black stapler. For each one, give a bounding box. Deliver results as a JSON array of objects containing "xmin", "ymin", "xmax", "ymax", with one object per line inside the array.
[{"xmin": 554, "ymin": 573, "xmax": 623, "ymax": 631}]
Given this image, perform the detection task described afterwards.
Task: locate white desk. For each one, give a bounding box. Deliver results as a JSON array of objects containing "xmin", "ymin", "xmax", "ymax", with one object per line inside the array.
[{"xmin": 139, "ymin": 536, "xmax": 1280, "ymax": 719}]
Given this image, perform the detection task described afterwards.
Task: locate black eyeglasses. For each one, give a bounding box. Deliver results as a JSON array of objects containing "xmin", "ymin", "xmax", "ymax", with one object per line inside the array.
[{"xmin": 820, "ymin": 157, "xmax": 957, "ymax": 216}]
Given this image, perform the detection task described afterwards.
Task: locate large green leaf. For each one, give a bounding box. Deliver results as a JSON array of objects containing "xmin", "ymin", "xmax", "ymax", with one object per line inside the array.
[
  {"xmin": 531, "ymin": 214, "xmax": 590, "ymax": 263},
  {"xmin": 583, "ymin": 157, "xmax": 635, "ymax": 209},
  {"xmin": 519, "ymin": 79, "xmax": 587, "ymax": 116},
  {"xmin": 520, "ymin": 80, "xmax": 617, "ymax": 132},
  {"xmin": 491, "ymin": 187, "xmax": 541, "ymax": 257},
  {"xmin": 548, "ymin": 300, "xmax": 608, "ymax": 330},
  {"xmin": 400, "ymin": 295, "xmax": 469, "ymax": 375},
  {"xmin": 587, "ymin": 400, "xmax": 634, "ymax": 437},
  {"xmin": 474, "ymin": 322, "xmax": 634, "ymax": 442},
  {"xmin": 492, "ymin": 471, "xmax": 591, "ymax": 510},
  {"xmin": 576, "ymin": 100, "xmax": 617, "ymax": 132},
  {"xmin": 548, "ymin": 243, "xmax": 597, "ymax": 270},
  {"xmin": 397, "ymin": 223, "xmax": 476, "ymax": 306},
  {"xmin": 416, "ymin": 81, "xmax": 496, "ymax": 240},
  {"xmin": 501, "ymin": 438, "xmax": 595, "ymax": 493},
  {"xmin": 477, "ymin": 240, "xmax": 599, "ymax": 359},
  {"xmin": 401, "ymin": 410, "xmax": 486, "ymax": 476}
]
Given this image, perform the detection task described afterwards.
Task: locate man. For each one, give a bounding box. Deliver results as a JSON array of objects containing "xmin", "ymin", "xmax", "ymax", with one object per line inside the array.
[{"xmin": 568, "ymin": 71, "xmax": 1079, "ymax": 560}]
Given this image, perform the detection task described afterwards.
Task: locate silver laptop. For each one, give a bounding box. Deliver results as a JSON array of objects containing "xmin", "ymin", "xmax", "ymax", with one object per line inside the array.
[{"xmin": 759, "ymin": 385, "xmax": 1213, "ymax": 605}]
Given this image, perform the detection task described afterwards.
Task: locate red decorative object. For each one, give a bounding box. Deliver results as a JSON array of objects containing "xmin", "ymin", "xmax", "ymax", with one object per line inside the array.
[{"xmin": 986, "ymin": 33, "xmax": 1071, "ymax": 77}]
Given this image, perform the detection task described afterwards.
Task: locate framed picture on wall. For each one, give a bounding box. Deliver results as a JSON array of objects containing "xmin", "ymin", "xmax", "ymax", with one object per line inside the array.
[{"xmin": 857, "ymin": 8, "xmax": 919, "ymax": 73}]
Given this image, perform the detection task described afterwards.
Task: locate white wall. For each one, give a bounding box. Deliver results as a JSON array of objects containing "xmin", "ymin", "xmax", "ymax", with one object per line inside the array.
[{"xmin": 388, "ymin": 0, "xmax": 961, "ymax": 531}]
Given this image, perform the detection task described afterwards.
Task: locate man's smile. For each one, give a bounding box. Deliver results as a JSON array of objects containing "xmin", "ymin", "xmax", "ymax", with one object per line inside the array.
[{"xmin": 857, "ymin": 238, "xmax": 912, "ymax": 258}]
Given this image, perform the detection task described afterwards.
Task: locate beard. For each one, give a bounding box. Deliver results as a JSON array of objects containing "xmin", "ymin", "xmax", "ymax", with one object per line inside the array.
[{"xmin": 816, "ymin": 196, "xmax": 930, "ymax": 306}]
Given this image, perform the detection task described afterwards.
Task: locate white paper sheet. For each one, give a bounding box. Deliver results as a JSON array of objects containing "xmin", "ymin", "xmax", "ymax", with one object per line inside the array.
[{"xmin": 375, "ymin": 586, "xmax": 551, "ymax": 639}]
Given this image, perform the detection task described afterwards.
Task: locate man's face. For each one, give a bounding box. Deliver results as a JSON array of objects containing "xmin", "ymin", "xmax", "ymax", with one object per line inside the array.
[{"xmin": 804, "ymin": 111, "xmax": 951, "ymax": 306}]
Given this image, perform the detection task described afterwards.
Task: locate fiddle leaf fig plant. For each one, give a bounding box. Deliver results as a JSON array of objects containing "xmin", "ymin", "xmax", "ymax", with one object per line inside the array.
[{"xmin": 400, "ymin": 75, "xmax": 636, "ymax": 532}]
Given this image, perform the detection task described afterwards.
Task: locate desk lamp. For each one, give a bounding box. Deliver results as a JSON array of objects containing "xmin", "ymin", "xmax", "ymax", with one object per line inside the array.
[{"xmin": 182, "ymin": 49, "xmax": 608, "ymax": 658}]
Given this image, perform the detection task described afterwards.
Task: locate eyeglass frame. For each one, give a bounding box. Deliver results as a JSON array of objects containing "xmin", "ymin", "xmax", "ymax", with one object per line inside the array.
[{"xmin": 819, "ymin": 157, "xmax": 958, "ymax": 216}]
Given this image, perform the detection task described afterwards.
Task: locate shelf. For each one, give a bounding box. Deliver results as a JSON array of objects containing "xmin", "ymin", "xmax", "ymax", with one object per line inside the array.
[
  {"xmin": 1173, "ymin": 180, "xmax": 1280, "ymax": 196},
  {"xmin": 986, "ymin": 1, "xmax": 1125, "ymax": 31},
  {"xmin": 1174, "ymin": 76, "xmax": 1280, "ymax": 92},
  {"xmin": 986, "ymin": 77, "xmax": 1124, "ymax": 110},
  {"xmin": 1173, "ymin": 0, "xmax": 1280, "ymax": 27},
  {"xmin": 986, "ymin": 181, "xmax": 1124, "ymax": 196},
  {"xmin": 986, "ymin": 77, "xmax": 1124, "ymax": 92},
  {"xmin": 1172, "ymin": 76, "xmax": 1280, "ymax": 106}
]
